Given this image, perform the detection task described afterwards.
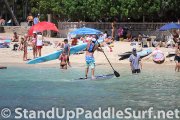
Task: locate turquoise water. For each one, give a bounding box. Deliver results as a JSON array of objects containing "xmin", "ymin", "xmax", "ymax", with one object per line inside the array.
[{"xmin": 0, "ymin": 64, "xmax": 180, "ymax": 120}]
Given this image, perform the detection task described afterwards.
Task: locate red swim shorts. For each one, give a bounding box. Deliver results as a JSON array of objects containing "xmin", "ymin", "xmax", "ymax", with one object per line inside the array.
[{"xmin": 37, "ymin": 46, "xmax": 42, "ymax": 49}]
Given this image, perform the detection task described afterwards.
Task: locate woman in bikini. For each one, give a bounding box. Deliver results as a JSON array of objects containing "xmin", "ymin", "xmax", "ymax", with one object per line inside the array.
[
  {"xmin": 59, "ymin": 51, "xmax": 67, "ymax": 69},
  {"xmin": 19, "ymin": 35, "xmax": 29, "ymax": 61}
]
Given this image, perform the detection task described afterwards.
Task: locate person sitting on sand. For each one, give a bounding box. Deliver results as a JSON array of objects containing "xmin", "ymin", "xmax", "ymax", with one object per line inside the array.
[
  {"xmin": 71, "ymin": 37, "xmax": 78, "ymax": 46},
  {"xmin": 175, "ymin": 43, "xmax": 180, "ymax": 72},
  {"xmin": 11, "ymin": 32, "xmax": 19, "ymax": 42},
  {"xmin": 104, "ymin": 36, "xmax": 114, "ymax": 45},
  {"xmin": 172, "ymin": 30, "xmax": 179, "ymax": 43},
  {"xmin": 59, "ymin": 51, "xmax": 67, "ymax": 69},
  {"xmin": 56, "ymin": 41, "xmax": 64, "ymax": 49},
  {"xmin": 12, "ymin": 32, "xmax": 19, "ymax": 51},
  {"xmin": 129, "ymin": 48, "xmax": 142, "ymax": 74},
  {"xmin": 85, "ymin": 36, "xmax": 103, "ymax": 79}
]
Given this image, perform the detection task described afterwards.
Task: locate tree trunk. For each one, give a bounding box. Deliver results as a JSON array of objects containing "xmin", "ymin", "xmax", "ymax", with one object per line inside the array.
[
  {"xmin": 4, "ymin": 0, "xmax": 19, "ymax": 26},
  {"xmin": 47, "ymin": 14, "xmax": 52, "ymax": 37},
  {"xmin": 143, "ymin": 15, "xmax": 145, "ymax": 22},
  {"xmin": 25, "ymin": 0, "xmax": 28, "ymax": 19}
]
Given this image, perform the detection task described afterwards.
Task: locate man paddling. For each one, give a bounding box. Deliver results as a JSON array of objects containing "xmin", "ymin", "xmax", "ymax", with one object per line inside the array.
[
  {"xmin": 85, "ymin": 36, "xmax": 103, "ymax": 79},
  {"xmin": 129, "ymin": 48, "xmax": 142, "ymax": 74}
]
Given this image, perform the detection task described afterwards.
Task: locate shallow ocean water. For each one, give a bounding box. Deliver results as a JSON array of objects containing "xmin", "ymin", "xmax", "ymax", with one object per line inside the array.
[{"xmin": 0, "ymin": 64, "xmax": 180, "ymax": 120}]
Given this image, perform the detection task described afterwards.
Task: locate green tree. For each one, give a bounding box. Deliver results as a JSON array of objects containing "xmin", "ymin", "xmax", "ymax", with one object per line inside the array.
[{"xmin": 6, "ymin": 0, "xmax": 180, "ymax": 22}]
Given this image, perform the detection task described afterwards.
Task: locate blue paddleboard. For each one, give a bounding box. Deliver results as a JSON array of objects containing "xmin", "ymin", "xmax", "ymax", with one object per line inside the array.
[
  {"xmin": 137, "ymin": 48, "xmax": 152, "ymax": 57},
  {"xmin": 27, "ymin": 38, "xmax": 103, "ymax": 64},
  {"xmin": 76, "ymin": 74, "xmax": 114, "ymax": 80},
  {"xmin": 0, "ymin": 40, "xmax": 11, "ymax": 43},
  {"xmin": 119, "ymin": 48, "xmax": 152, "ymax": 60}
]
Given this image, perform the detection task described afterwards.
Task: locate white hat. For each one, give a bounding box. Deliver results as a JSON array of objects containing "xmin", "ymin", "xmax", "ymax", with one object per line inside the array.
[
  {"xmin": 92, "ymin": 38, "xmax": 96, "ymax": 42},
  {"xmin": 33, "ymin": 31, "xmax": 37, "ymax": 34}
]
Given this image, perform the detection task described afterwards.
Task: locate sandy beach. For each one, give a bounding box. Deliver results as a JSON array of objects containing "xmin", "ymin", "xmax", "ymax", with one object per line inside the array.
[{"xmin": 0, "ymin": 33, "xmax": 176, "ymax": 67}]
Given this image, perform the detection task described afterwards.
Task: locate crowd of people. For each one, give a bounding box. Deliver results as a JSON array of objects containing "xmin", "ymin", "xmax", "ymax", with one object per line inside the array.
[
  {"xmin": 0, "ymin": 13, "xmax": 39, "ymax": 26},
  {"xmin": 7, "ymin": 26, "xmax": 180, "ymax": 79},
  {"xmin": 11, "ymin": 31, "xmax": 43, "ymax": 61}
]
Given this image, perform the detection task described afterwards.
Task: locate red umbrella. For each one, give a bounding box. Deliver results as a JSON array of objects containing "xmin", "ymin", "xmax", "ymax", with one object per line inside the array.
[{"xmin": 28, "ymin": 21, "xmax": 59, "ymax": 36}]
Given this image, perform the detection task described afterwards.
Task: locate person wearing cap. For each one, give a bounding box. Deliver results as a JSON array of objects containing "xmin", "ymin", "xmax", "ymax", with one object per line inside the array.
[
  {"xmin": 85, "ymin": 37, "xmax": 103, "ymax": 79},
  {"xmin": 129, "ymin": 48, "xmax": 142, "ymax": 74}
]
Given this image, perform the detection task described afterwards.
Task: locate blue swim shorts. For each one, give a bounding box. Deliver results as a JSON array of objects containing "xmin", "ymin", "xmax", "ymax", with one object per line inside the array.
[{"xmin": 85, "ymin": 56, "xmax": 95, "ymax": 69}]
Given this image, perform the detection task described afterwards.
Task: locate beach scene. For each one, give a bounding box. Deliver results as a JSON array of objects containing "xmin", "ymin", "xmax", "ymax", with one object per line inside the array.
[{"xmin": 0, "ymin": 0, "xmax": 180, "ymax": 120}]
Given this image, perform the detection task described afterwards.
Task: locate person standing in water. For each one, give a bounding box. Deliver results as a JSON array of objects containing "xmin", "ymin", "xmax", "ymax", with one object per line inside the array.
[
  {"xmin": 129, "ymin": 48, "xmax": 142, "ymax": 74},
  {"xmin": 63, "ymin": 39, "xmax": 71, "ymax": 66},
  {"xmin": 59, "ymin": 51, "xmax": 67, "ymax": 69},
  {"xmin": 175, "ymin": 43, "xmax": 180, "ymax": 72},
  {"xmin": 85, "ymin": 37, "xmax": 103, "ymax": 79}
]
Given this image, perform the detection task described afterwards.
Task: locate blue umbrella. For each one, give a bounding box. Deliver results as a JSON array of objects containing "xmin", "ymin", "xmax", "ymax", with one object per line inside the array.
[
  {"xmin": 69, "ymin": 27, "xmax": 103, "ymax": 35},
  {"xmin": 159, "ymin": 23, "xmax": 180, "ymax": 31}
]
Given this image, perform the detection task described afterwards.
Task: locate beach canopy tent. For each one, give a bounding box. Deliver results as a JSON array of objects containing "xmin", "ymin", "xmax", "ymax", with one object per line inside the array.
[
  {"xmin": 159, "ymin": 23, "xmax": 180, "ymax": 31},
  {"xmin": 28, "ymin": 21, "xmax": 59, "ymax": 36},
  {"xmin": 69, "ymin": 27, "xmax": 103, "ymax": 35}
]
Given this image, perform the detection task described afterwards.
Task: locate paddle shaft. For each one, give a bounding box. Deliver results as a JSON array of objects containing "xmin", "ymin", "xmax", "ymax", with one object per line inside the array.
[{"xmin": 96, "ymin": 40, "xmax": 116, "ymax": 72}]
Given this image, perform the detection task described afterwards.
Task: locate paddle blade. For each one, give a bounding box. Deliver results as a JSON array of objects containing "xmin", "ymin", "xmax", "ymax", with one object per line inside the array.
[{"xmin": 114, "ymin": 70, "xmax": 120, "ymax": 77}]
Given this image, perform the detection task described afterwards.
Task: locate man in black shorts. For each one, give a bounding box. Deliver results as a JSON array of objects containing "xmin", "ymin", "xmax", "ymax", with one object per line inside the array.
[{"xmin": 129, "ymin": 48, "xmax": 142, "ymax": 74}]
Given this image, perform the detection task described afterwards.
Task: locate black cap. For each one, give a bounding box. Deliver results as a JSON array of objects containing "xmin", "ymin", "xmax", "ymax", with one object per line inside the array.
[{"xmin": 132, "ymin": 48, "xmax": 136, "ymax": 51}]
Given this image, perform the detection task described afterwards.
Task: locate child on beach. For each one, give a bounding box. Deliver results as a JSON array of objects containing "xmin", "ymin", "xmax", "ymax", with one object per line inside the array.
[
  {"xmin": 36, "ymin": 32, "xmax": 43, "ymax": 57},
  {"xmin": 59, "ymin": 51, "xmax": 67, "ymax": 69},
  {"xmin": 19, "ymin": 34, "xmax": 29, "ymax": 61}
]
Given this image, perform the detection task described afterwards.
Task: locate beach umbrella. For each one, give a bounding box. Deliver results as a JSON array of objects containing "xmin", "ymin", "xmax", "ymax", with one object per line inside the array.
[
  {"xmin": 69, "ymin": 27, "xmax": 103, "ymax": 35},
  {"xmin": 28, "ymin": 21, "xmax": 59, "ymax": 36},
  {"xmin": 159, "ymin": 23, "xmax": 180, "ymax": 31}
]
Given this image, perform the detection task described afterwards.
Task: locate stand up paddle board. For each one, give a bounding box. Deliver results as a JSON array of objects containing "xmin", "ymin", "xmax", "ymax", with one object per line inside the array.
[
  {"xmin": 27, "ymin": 38, "xmax": 103, "ymax": 64},
  {"xmin": 119, "ymin": 48, "xmax": 152, "ymax": 60},
  {"xmin": 76, "ymin": 74, "xmax": 114, "ymax": 80}
]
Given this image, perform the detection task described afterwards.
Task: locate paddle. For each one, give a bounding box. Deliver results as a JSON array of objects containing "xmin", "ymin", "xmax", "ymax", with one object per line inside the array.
[{"xmin": 95, "ymin": 39, "xmax": 120, "ymax": 77}]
